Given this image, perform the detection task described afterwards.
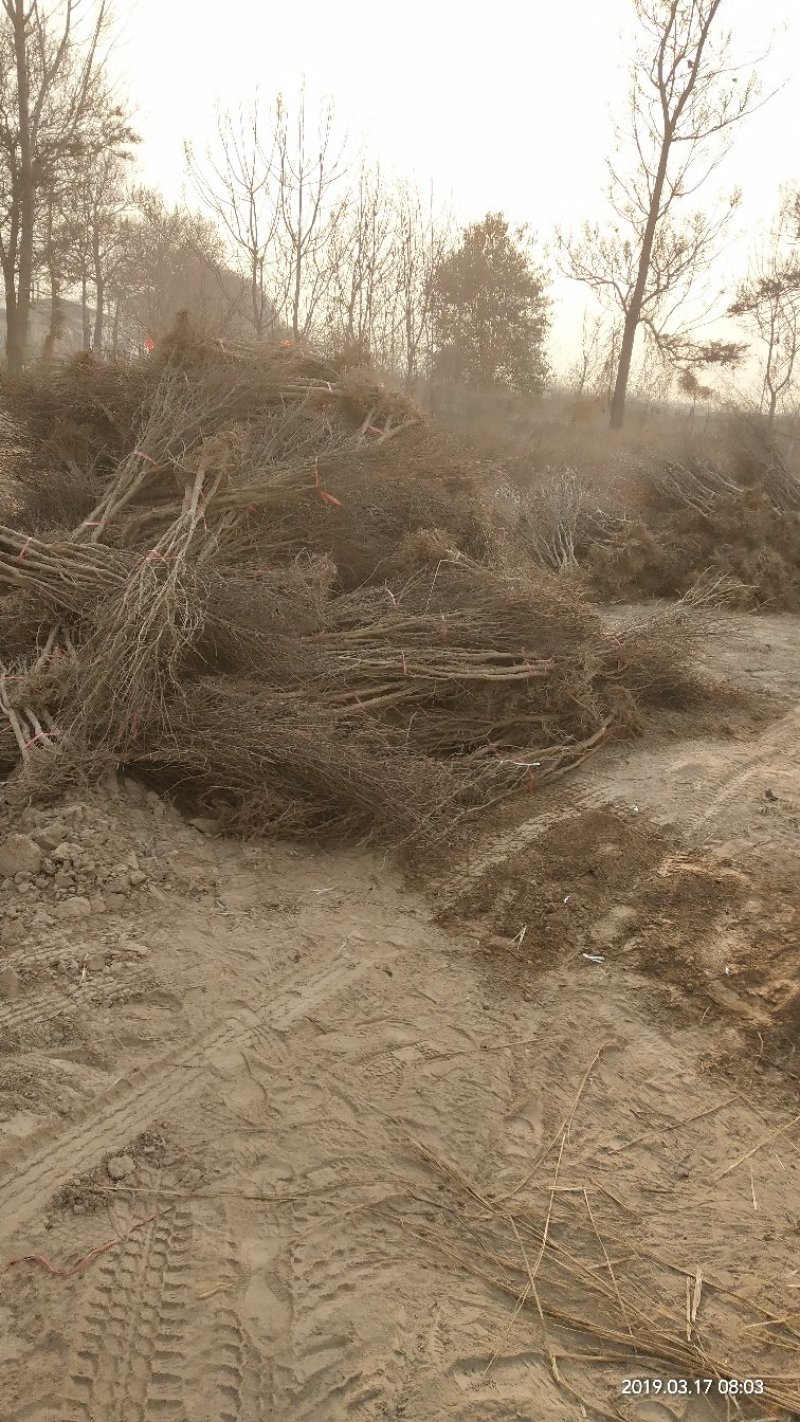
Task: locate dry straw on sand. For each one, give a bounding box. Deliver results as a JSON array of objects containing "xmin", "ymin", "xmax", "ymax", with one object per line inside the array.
[{"xmin": 389, "ymin": 1123, "xmax": 800, "ymax": 1418}]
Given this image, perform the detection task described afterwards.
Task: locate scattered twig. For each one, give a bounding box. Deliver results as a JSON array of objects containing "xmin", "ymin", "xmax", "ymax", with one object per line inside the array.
[
  {"xmin": 608, "ymin": 1096, "xmax": 738, "ymax": 1154},
  {"xmin": 497, "ymin": 1040, "xmax": 618, "ymax": 1203},
  {"xmin": 715, "ymin": 1114, "xmax": 800, "ymax": 1182}
]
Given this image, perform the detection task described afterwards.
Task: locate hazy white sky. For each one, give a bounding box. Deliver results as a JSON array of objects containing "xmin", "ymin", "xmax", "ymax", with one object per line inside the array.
[{"xmin": 114, "ymin": 0, "xmax": 799, "ymax": 371}]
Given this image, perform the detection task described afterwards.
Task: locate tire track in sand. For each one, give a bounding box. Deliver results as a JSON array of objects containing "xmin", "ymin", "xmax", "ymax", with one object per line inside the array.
[
  {"xmin": 64, "ymin": 1204, "xmax": 193, "ymax": 1422},
  {"xmin": 0, "ymin": 954, "xmax": 374, "ymax": 1243}
]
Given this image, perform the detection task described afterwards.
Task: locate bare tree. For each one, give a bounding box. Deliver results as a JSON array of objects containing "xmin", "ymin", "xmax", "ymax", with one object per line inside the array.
[
  {"xmin": 565, "ymin": 311, "xmax": 615, "ymax": 400},
  {"xmin": 186, "ymin": 95, "xmax": 462, "ymax": 381},
  {"xmin": 730, "ymin": 189, "xmax": 800, "ymax": 424},
  {"xmin": 78, "ymin": 148, "xmax": 129, "ymax": 349},
  {"xmin": 109, "ymin": 187, "xmax": 241, "ymax": 349},
  {"xmin": 186, "ymin": 101, "xmax": 280, "ymax": 340},
  {"xmin": 187, "ymin": 89, "xmax": 348, "ymax": 343},
  {"xmin": 323, "ymin": 161, "xmax": 394, "ymax": 358},
  {"xmin": 272, "ymin": 87, "xmax": 348, "ymax": 340},
  {"xmin": 0, "ymin": 0, "xmax": 121, "ymax": 372},
  {"xmin": 559, "ymin": 0, "xmax": 766, "ymax": 428},
  {"xmin": 318, "ymin": 174, "xmax": 453, "ymax": 382},
  {"xmin": 390, "ymin": 181, "xmax": 452, "ymax": 389},
  {"xmin": 33, "ymin": 74, "xmax": 135, "ymax": 359}
]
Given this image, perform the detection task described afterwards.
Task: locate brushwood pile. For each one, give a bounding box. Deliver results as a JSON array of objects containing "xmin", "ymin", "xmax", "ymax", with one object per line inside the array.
[{"xmin": 0, "ymin": 331, "xmax": 710, "ymax": 847}]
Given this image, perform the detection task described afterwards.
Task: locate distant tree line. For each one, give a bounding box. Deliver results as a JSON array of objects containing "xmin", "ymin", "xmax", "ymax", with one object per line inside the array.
[
  {"xmin": 0, "ymin": 0, "xmax": 794, "ymax": 428},
  {"xmin": 0, "ymin": 5, "xmax": 552, "ymax": 396}
]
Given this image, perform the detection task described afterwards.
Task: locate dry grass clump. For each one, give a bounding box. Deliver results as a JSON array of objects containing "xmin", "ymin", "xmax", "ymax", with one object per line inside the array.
[{"xmin": 0, "ymin": 327, "xmax": 712, "ymax": 844}]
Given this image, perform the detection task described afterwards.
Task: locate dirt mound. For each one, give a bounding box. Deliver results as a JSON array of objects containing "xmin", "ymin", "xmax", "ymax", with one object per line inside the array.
[
  {"xmin": 441, "ymin": 795, "xmax": 800, "ymax": 1063},
  {"xmin": 0, "ymin": 780, "xmax": 221, "ymax": 952},
  {"xmin": 439, "ymin": 804, "xmax": 740, "ymax": 985},
  {"xmin": 0, "ymin": 778, "xmax": 224, "ymax": 1098},
  {"xmin": 438, "ymin": 807, "xmax": 672, "ymax": 959}
]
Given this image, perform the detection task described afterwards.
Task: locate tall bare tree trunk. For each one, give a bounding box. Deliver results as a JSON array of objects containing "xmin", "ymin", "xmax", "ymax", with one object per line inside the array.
[
  {"xmin": 291, "ymin": 182, "xmax": 303, "ymax": 340},
  {"xmin": 93, "ymin": 276, "xmax": 104, "ymax": 350},
  {"xmin": 609, "ymin": 141, "xmax": 671, "ymax": 430},
  {"xmin": 7, "ymin": 0, "xmax": 34, "ymax": 374},
  {"xmin": 81, "ymin": 270, "xmax": 91, "ymax": 350},
  {"xmin": 93, "ymin": 234, "xmax": 104, "ymax": 351},
  {"xmin": 111, "ymin": 295, "xmax": 121, "ymax": 355},
  {"xmin": 2, "ymin": 251, "xmax": 18, "ymax": 366},
  {"xmin": 251, "ymin": 254, "xmax": 263, "ymax": 339},
  {"xmin": 42, "ymin": 197, "xmax": 60, "ymax": 359},
  {"xmin": 42, "ymin": 270, "xmax": 64, "ymax": 359}
]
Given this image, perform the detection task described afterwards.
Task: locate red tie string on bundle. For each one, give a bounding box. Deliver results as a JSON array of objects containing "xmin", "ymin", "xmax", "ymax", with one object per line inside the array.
[
  {"xmin": 22, "ymin": 729, "xmax": 58, "ymax": 751},
  {"xmin": 313, "ymin": 456, "xmax": 342, "ymax": 507}
]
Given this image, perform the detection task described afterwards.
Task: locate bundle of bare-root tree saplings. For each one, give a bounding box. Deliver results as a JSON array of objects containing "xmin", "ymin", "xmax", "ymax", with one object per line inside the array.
[
  {"xmin": 0, "ymin": 332, "xmax": 708, "ymax": 847},
  {"xmin": 575, "ymin": 429, "xmax": 800, "ymax": 608}
]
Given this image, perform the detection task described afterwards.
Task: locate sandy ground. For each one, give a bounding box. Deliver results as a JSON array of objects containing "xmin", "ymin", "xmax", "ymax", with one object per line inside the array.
[{"xmin": 1, "ymin": 610, "xmax": 800, "ymax": 1422}]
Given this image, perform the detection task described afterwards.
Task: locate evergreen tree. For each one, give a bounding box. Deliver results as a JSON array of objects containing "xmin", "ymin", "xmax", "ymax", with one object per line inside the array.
[{"xmin": 430, "ymin": 212, "xmax": 550, "ymax": 394}]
